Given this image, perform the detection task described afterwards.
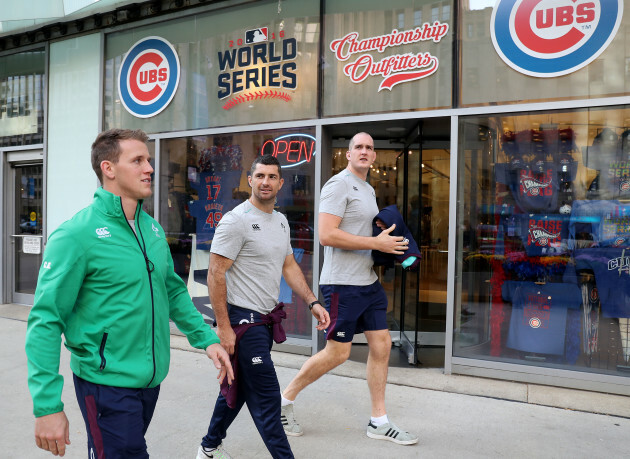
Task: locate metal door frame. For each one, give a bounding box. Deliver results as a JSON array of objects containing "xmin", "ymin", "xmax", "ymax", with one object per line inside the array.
[{"xmin": 2, "ymin": 149, "xmax": 44, "ymax": 305}]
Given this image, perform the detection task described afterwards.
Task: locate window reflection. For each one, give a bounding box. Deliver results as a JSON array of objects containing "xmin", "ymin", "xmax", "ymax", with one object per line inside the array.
[
  {"xmin": 160, "ymin": 128, "xmax": 316, "ymax": 339},
  {"xmin": 456, "ymin": 107, "xmax": 630, "ymax": 376}
]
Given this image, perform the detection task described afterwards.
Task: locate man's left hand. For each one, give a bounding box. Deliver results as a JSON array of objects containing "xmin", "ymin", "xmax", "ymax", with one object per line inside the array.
[
  {"xmin": 205, "ymin": 343, "xmax": 234, "ymax": 385},
  {"xmin": 311, "ymin": 304, "xmax": 331, "ymax": 331}
]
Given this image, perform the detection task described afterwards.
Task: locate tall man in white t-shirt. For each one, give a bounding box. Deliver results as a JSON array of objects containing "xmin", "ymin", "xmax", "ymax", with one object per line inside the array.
[
  {"xmin": 280, "ymin": 132, "xmax": 419, "ymax": 445},
  {"xmin": 197, "ymin": 154, "xmax": 330, "ymax": 459}
]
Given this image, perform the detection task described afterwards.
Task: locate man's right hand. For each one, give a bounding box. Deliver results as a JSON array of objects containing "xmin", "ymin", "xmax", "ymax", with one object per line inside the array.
[
  {"xmin": 217, "ymin": 325, "xmax": 236, "ymax": 355},
  {"xmin": 374, "ymin": 224, "xmax": 408, "ymax": 254},
  {"xmin": 34, "ymin": 411, "xmax": 70, "ymax": 456}
]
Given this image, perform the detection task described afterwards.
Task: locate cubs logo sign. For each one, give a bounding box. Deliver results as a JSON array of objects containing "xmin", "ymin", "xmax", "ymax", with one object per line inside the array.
[
  {"xmin": 118, "ymin": 36, "xmax": 180, "ymax": 118},
  {"xmin": 491, "ymin": 0, "xmax": 623, "ymax": 77}
]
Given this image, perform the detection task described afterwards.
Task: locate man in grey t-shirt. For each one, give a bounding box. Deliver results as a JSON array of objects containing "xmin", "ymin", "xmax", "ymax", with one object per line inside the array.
[
  {"xmin": 197, "ymin": 155, "xmax": 330, "ymax": 459},
  {"xmin": 281, "ymin": 132, "xmax": 419, "ymax": 446}
]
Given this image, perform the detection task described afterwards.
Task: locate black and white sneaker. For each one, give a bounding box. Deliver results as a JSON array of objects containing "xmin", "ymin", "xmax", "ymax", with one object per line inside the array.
[
  {"xmin": 196, "ymin": 444, "xmax": 232, "ymax": 459},
  {"xmin": 281, "ymin": 403, "xmax": 303, "ymax": 436},
  {"xmin": 366, "ymin": 420, "xmax": 418, "ymax": 445}
]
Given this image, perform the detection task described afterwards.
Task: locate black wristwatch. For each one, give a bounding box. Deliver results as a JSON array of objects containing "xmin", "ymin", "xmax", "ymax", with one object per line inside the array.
[{"xmin": 308, "ymin": 300, "xmax": 322, "ymax": 310}]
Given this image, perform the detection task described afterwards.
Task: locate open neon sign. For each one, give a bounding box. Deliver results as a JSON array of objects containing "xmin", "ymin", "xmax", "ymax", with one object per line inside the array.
[{"xmin": 260, "ymin": 133, "xmax": 316, "ymax": 168}]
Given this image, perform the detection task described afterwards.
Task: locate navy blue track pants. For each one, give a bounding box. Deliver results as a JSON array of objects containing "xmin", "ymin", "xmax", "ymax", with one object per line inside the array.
[
  {"xmin": 201, "ymin": 320, "xmax": 294, "ymax": 459},
  {"xmin": 73, "ymin": 374, "xmax": 160, "ymax": 459}
]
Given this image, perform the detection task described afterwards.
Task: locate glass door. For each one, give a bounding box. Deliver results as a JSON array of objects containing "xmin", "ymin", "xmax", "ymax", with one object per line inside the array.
[
  {"xmin": 386, "ymin": 121, "xmax": 451, "ymax": 365},
  {"xmin": 8, "ymin": 162, "xmax": 43, "ymax": 304},
  {"xmin": 327, "ymin": 120, "xmax": 450, "ymax": 366}
]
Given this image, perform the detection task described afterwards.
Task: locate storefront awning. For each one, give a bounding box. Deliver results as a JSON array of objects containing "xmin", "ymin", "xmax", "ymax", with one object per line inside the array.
[{"xmin": 0, "ymin": 0, "xmax": 137, "ymax": 37}]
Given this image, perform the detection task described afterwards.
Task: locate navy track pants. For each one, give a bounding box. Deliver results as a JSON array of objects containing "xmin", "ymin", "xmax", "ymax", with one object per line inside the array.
[
  {"xmin": 201, "ymin": 323, "xmax": 294, "ymax": 459},
  {"xmin": 73, "ymin": 374, "xmax": 160, "ymax": 459}
]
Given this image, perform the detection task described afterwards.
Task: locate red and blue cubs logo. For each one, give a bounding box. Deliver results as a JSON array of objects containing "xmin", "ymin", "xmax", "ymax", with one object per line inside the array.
[
  {"xmin": 118, "ymin": 36, "xmax": 180, "ymax": 118},
  {"xmin": 491, "ymin": 0, "xmax": 623, "ymax": 77}
]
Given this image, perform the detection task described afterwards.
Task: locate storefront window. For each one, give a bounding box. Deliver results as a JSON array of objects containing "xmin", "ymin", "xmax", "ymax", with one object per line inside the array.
[
  {"xmin": 160, "ymin": 128, "xmax": 316, "ymax": 339},
  {"xmin": 323, "ymin": 0, "xmax": 453, "ymax": 117},
  {"xmin": 455, "ymin": 106, "xmax": 630, "ymax": 378},
  {"xmin": 104, "ymin": 0, "xmax": 318, "ymax": 132},
  {"xmin": 460, "ymin": 2, "xmax": 630, "ymax": 106},
  {"xmin": 0, "ymin": 49, "xmax": 45, "ymax": 147}
]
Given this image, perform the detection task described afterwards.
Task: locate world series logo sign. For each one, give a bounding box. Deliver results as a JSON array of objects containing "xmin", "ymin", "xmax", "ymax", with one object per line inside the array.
[
  {"xmin": 118, "ymin": 36, "xmax": 180, "ymax": 118},
  {"xmin": 491, "ymin": 0, "xmax": 623, "ymax": 77}
]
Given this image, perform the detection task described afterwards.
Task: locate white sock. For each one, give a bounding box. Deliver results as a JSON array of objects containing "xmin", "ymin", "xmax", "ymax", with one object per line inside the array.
[
  {"xmin": 281, "ymin": 395, "xmax": 294, "ymax": 407},
  {"xmin": 370, "ymin": 414, "xmax": 389, "ymax": 426}
]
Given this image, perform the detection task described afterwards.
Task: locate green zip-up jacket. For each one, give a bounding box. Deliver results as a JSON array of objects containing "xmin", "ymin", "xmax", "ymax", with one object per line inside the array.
[{"xmin": 25, "ymin": 188, "xmax": 219, "ymax": 417}]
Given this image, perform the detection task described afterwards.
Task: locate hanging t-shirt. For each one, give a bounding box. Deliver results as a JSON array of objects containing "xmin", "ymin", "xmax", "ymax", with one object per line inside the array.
[
  {"xmin": 495, "ymin": 160, "xmax": 577, "ymax": 213},
  {"xmin": 568, "ymin": 200, "xmax": 630, "ymax": 250},
  {"xmin": 505, "ymin": 213, "xmax": 570, "ymax": 257},
  {"xmin": 586, "ymin": 131, "xmax": 630, "ymax": 199},
  {"xmin": 189, "ymin": 145, "xmax": 243, "ymax": 250},
  {"xmin": 501, "ymin": 281, "xmax": 582, "ymax": 355},
  {"xmin": 573, "ymin": 247, "xmax": 630, "ymax": 318}
]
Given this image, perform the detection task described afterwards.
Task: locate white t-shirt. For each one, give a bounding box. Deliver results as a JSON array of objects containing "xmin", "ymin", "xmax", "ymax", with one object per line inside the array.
[
  {"xmin": 210, "ymin": 200, "xmax": 292, "ymax": 313},
  {"xmin": 319, "ymin": 170, "xmax": 379, "ymax": 286}
]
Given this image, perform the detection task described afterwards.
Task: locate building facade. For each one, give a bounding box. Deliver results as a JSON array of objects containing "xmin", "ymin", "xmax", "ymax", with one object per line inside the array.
[{"xmin": 1, "ymin": 0, "xmax": 629, "ymax": 396}]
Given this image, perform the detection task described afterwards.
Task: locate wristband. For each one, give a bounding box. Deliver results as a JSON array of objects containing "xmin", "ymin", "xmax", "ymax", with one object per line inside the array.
[{"xmin": 308, "ymin": 300, "xmax": 322, "ymax": 310}]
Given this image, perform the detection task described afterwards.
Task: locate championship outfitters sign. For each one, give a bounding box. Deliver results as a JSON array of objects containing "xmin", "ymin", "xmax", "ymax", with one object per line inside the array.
[
  {"xmin": 491, "ymin": 0, "xmax": 623, "ymax": 77},
  {"xmin": 118, "ymin": 36, "xmax": 180, "ymax": 118},
  {"xmin": 329, "ymin": 21, "xmax": 449, "ymax": 91}
]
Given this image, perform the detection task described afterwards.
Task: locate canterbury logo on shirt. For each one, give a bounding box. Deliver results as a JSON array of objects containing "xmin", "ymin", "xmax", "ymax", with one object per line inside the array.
[
  {"xmin": 252, "ymin": 356, "xmax": 263, "ymax": 364},
  {"xmin": 252, "ymin": 224, "xmax": 261, "ymax": 231},
  {"xmin": 95, "ymin": 227, "xmax": 111, "ymax": 238}
]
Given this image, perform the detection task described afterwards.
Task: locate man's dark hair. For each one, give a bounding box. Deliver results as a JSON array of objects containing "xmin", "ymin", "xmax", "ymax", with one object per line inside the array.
[
  {"xmin": 250, "ymin": 154, "xmax": 282, "ymax": 179},
  {"xmin": 91, "ymin": 129, "xmax": 149, "ymax": 182}
]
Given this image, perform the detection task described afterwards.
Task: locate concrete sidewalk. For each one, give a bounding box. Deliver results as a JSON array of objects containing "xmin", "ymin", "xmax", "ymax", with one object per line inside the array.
[{"xmin": 2, "ymin": 308, "xmax": 630, "ymax": 458}]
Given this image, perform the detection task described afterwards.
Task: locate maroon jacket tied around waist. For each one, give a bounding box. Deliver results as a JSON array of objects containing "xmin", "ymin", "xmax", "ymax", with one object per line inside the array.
[{"xmin": 220, "ymin": 303, "xmax": 287, "ymax": 408}]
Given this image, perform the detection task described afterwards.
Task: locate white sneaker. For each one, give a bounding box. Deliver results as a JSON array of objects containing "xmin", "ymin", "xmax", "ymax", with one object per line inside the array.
[
  {"xmin": 281, "ymin": 403, "xmax": 303, "ymax": 436},
  {"xmin": 197, "ymin": 444, "xmax": 232, "ymax": 459},
  {"xmin": 366, "ymin": 420, "xmax": 419, "ymax": 445}
]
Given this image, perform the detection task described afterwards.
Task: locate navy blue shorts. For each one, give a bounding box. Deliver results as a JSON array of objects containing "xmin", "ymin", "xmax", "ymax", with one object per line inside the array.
[{"xmin": 320, "ymin": 280, "xmax": 388, "ymax": 342}]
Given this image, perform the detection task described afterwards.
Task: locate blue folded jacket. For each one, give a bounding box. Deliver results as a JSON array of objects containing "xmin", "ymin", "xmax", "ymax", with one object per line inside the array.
[{"xmin": 372, "ymin": 205, "xmax": 422, "ymax": 270}]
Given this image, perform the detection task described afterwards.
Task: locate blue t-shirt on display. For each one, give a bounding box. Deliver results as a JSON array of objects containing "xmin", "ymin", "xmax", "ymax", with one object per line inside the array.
[
  {"xmin": 505, "ymin": 213, "xmax": 570, "ymax": 257},
  {"xmin": 586, "ymin": 131, "xmax": 630, "ymax": 199},
  {"xmin": 501, "ymin": 281, "xmax": 582, "ymax": 355},
  {"xmin": 568, "ymin": 200, "xmax": 630, "ymax": 250},
  {"xmin": 495, "ymin": 160, "xmax": 577, "ymax": 213},
  {"xmin": 573, "ymin": 247, "xmax": 630, "ymax": 318},
  {"xmin": 189, "ymin": 145, "xmax": 244, "ymax": 250}
]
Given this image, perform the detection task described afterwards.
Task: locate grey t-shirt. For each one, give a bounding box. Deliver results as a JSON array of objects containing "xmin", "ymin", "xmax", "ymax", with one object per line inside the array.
[
  {"xmin": 210, "ymin": 200, "xmax": 292, "ymax": 313},
  {"xmin": 319, "ymin": 169, "xmax": 379, "ymax": 286}
]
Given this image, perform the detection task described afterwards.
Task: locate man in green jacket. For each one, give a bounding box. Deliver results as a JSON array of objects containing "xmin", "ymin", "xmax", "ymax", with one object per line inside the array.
[{"xmin": 25, "ymin": 129, "xmax": 233, "ymax": 458}]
